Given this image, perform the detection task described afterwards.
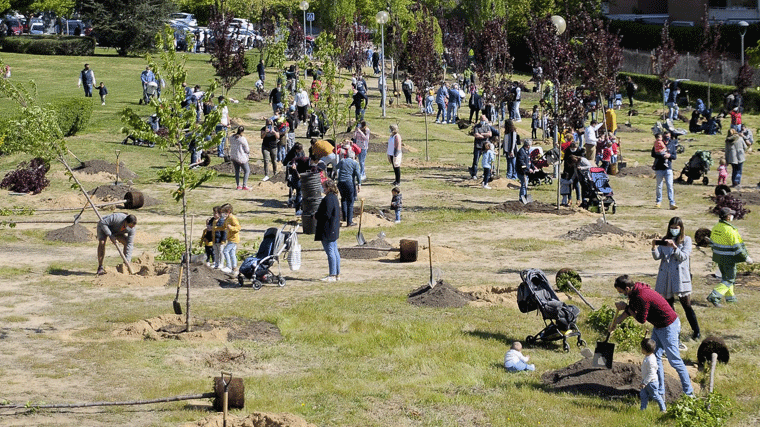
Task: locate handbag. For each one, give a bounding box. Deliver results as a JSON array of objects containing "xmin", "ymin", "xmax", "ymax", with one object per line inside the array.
[{"xmin": 393, "ymin": 151, "xmax": 402, "ymax": 167}]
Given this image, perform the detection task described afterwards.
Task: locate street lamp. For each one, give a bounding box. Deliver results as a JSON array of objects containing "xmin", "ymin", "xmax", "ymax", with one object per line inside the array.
[
  {"xmin": 739, "ymin": 21, "xmax": 749, "ymax": 65},
  {"xmin": 376, "ymin": 10, "xmax": 389, "ymax": 117},
  {"xmin": 300, "ymin": 1, "xmax": 309, "ymax": 58}
]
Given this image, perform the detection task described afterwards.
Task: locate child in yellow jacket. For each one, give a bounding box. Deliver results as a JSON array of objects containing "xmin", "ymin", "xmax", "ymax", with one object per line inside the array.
[{"xmin": 220, "ymin": 203, "xmax": 241, "ymax": 274}]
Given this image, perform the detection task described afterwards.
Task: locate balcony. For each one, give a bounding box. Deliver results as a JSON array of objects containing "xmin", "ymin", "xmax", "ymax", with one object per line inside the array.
[{"xmin": 709, "ymin": 7, "xmax": 760, "ymax": 23}]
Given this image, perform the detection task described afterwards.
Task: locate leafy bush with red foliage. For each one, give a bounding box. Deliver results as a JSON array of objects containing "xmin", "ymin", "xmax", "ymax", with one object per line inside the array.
[
  {"xmin": 711, "ymin": 194, "xmax": 750, "ymax": 220},
  {"xmin": 0, "ymin": 157, "xmax": 50, "ymax": 194}
]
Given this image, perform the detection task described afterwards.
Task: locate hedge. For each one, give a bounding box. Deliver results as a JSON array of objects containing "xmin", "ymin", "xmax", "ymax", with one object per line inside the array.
[
  {"xmin": 51, "ymin": 98, "xmax": 93, "ymax": 136},
  {"xmin": 620, "ymin": 71, "xmax": 760, "ymax": 113},
  {"xmin": 0, "ymin": 36, "xmax": 95, "ymax": 56}
]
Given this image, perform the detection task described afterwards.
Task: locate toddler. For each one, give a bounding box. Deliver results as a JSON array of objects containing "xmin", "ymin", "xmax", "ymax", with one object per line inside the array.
[
  {"xmin": 201, "ymin": 219, "xmax": 215, "ymax": 266},
  {"xmin": 531, "ymin": 105, "xmax": 540, "ymax": 139},
  {"xmin": 717, "ymin": 158, "xmax": 728, "ymax": 185},
  {"xmin": 481, "ymin": 142, "xmax": 495, "ymax": 189},
  {"xmin": 98, "ymin": 82, "xmax": 108, "ymax": 105},
  {"xmin": 640, "ymin": 338, "xmax": 666, "ymax": 412},
  {"xmin": 391, "ymin": 187, "xmax": 402, "ymax": 223},
  {"xmin": 211, "ymin": 206, "xmax": 227, "ymax": 270},
  {"xmin": 504, "ymin": 341, "xmax": 535, "ymax": 372},
  {"xmin": 220, "ymin": 203, "xmax": 241, "ymax": 275},
  {"xmin": 653, "ymin": 138, "xmax": 667, "ymax": 156}
]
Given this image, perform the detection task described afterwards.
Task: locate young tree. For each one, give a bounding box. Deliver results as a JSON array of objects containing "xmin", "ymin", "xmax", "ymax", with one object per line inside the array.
[
  {"xmin": 439, "ymin": 17, "xmax": 468, "ymax": 78},
  {"xmin": 334, "ymin": 11, "xmax": 370, "ymax": 75},
  {"xmin": 735, "ymin": 63, "xmax": 755, "ymax": 95},
  {"xmin": 208, "ymin": 0, "xmax": 247, "ymax": 94},
  {"xmin": 312, "ymin": 32, "xmax": 347, "ymax": 140},
  {"xmin": 286, "ymin": 11, "xmax": 305, "ymax": 61},
  {"xmin": 471, "ymin": 16, "xmax": 513, "ymax": 109},
  {"xmin": 698, "ymin": 8, "xmax": 724, "ymax": 110},
  {"xmin": 121, "ymin": 26, "xmax": 221, "ymax": 331}
]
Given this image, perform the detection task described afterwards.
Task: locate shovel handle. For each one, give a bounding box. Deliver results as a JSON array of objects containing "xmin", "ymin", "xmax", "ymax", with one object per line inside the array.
[{"xmin": 606, "ymin": 310, "xmax": 621, "ymax": 342}]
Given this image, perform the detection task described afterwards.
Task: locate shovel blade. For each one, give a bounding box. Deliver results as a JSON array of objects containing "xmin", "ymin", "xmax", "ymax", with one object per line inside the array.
[
  {"xmin": 593, "ymin": 341, "xmax": 615, "ymax": 369},
  {"xmin": 356, "ymin": 232, "xmax": 367, "ymax": 246},
  {"xmin": 173, "ymin": 300, "xmax": 182, "ymax": 315},
  {"xmin": 520, "ymin": 194, "xmax": 533, "ymax": 204}
]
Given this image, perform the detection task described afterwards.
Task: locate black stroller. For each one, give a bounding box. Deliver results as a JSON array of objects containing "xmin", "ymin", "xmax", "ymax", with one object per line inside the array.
[
  {"xmin": 579, "ymin": 167, "xmax": 616, "ymax": 214},
  {"xmin": 238, "ymin": 222, "xmax": 300, "ymax": 290},
  {"xmin": 517, "ymin": 269, "xmax": 585, "ymax": 352},
  {"xmin": 307, "ymin": 110, "xmax": 330, "ymax": 138},
  {"xmin": 122, "ymin": 114, "xmax": 161, "ymax": 147},
  {"xmin": 528, "ymin": 148, "xmax": 556, "ymax": 186},
  {"xmin": 676, "ymin": 150, "xmax": 712, "ymax": 185}
]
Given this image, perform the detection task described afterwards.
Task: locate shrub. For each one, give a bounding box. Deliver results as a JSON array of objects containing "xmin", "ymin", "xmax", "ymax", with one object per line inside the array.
[
  {"xmin": 50, "ymin": 98, "xmax": 93, "ymax": 136},
  {"xmin": 668, "ymin": 392, "xmax": 733, "ymax": 427},
  {"xmin": 0, "ymin": 158, "xmax": 50, "ymax": 194},
  {"xmin": 556, "ymin": 268, "xmax": 582, "ymax": 292},
  {"xmin": 585, "ymin": 304, "xmax": 646, "ymax": 352},
  {"xmin": 0, "ymin": 36, "xmax": 95, "ymax": 56},
  {"xmin": 711, "ymin": 194, "xmax": 750, "ymax": 220},
  {"xmin": 156, "ymin": 237, "xmax": 202, "ymax": 261}
]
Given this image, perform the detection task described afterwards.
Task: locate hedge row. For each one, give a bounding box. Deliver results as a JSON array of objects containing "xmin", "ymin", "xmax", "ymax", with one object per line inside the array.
[
  {"xmin": 0, "ymin": 36, "xmax": 95, "ymax": 56},
  {"xmin": 52, "ymin": 98, "xmax": 93, "ymax": 136},
  {"xmin": 620, "ymin": 71, "xmax": 760, "ymax": 112}
]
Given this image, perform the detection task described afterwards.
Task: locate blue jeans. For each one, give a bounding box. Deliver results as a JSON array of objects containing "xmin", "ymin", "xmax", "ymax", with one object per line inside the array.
[
  {"xmin": 640, "ymin": 382, "xmax": 666, "ymax": 411},
  {"xmin": 436, "ymin": 102, "xmax": 446, "ymax": 122},
  {"xmin": 517, "ymin": 172, "xmax": 528, "ymax": 199},
  {"xmin": 506, "ymin": 156, "xmax": 517, "ymax": 179},
  {"xmin": 394, "ymin": 208, "xmax": 401, "ymax": 222},
  {"xmin": 470, "ymin": 150, "xmax": 482, "ymax": 178},
  {"xmin": 447, "ymin": 103, "xmax": 458, "ymax": 123},
  {"xmin": 222, "ymin": 242, "xmax": 238, "ymax": 269},
  {"xmin": 505, "ymin": 360, "xmax": 535, "ymax": 372},
  {"xmin": 655, "ymin": 169, "xmax": 675, "ymax": 206},
  {"xmin": 337, "ymin": 180, "xmax": 356, "ymax": 225},
  {"xmin": 83, "ymin": 83, "xmax": 93, "ymax": 97},
  {"xmin": 651, "ymin": 317, "xmax": 693, "ymax": 396},
  {"xmin": 731, "ymin": 162, "xmax": 743, "ymax": 186},
  {"xmin": 321, "ymin": 240, "xmax": 340, "ymax": 276},
  {"xmin": 358, "ymin": 148, "xmax": 367, "ymax": 178},
  {"xmin": 512, "ymin": 101, "xmax": 521, "ymax": 121},
  {"xmin": 667, "ymin": 102, "xmax": 679, "ymax": 119},
  {"xmin": 215, "ymin": 125, "xmax": 227, "ymax": 157},
  {"xmin": 483, "ymin": 167, "xmax": 491, "ymax": 185}
]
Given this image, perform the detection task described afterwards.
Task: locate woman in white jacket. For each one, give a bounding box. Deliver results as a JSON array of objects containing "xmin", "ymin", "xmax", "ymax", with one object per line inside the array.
[{"xmin": 229, "ymin": 126, "xmax": 251, "ymax": 190}]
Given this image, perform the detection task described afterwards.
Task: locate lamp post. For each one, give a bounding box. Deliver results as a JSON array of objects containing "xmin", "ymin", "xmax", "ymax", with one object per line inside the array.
[
  {"xmin": 551, "ymin": 15, "xmax": 566, "ymax": 211},
  {"xmin": 739, "ymin": 21, "xmax": 749, "ymax": 65},
  {"xmin": 300, "ymin": 1, "xmax": 309, "ymax": 58},
  {"xmin": 376, "ymin": 10, "xmax": 389, "ymax": 117}
]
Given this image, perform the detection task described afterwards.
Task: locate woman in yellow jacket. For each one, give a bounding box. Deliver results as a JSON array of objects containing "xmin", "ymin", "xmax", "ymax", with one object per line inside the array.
[
  {"xmin": 220, "ymin": 203, "xmax": 241, "ymax": 275},
  {"xmin": 708, "ymin": 207, "xmax": 752, "ymax": 306}
]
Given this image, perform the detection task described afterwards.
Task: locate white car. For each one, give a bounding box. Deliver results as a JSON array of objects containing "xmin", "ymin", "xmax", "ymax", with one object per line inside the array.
[
  {"xmin": 169, "ymin": 12, "xmax": 197, "ymax": 27},
  {"xmin": 29, "ymin": 22, "xmax": 45, "ymax": 34}
]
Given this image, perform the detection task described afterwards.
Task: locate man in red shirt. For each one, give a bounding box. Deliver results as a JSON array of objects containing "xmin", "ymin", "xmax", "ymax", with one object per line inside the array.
[{"xmin": 609, "ymin": 275, "xmax": 694, "ymax": 398}]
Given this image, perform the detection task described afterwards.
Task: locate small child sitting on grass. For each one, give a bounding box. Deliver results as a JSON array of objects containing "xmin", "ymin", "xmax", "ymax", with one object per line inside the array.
[
  {"xmin": 640, "ymin": 337, "xmax": 666, "ymax": 413},
  {"xmin": 504, "ymin": 341, "xmax": 535, "ymax": 372}
]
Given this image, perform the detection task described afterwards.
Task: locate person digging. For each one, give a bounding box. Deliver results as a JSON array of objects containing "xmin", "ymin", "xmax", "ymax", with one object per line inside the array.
[{"xmin": 96, "ymin": 213, "xmax": 137, "ymax": 275}]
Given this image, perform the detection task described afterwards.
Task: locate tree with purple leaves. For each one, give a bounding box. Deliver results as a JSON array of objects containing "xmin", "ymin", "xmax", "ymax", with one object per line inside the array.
[{"xmin": 208, "ymin": 0, "xmax": 247, "ymax": 94}]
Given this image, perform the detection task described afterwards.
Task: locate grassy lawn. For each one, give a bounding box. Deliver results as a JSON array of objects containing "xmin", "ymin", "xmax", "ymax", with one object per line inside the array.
[{"xmin": 1, "ymin": 48, "xmax": 759, "ymax": 427}]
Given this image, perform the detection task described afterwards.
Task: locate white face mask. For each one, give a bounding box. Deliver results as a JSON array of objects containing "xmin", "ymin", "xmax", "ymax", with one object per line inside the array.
[{"xmin": 670, "ymin": 228, "xmax": 680, "ymax": 237}]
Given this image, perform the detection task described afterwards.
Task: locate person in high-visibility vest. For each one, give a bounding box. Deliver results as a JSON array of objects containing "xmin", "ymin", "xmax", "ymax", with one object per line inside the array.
[{"xmin": 707, "ymin": 207, "xmax": 752, "ymax": 307}]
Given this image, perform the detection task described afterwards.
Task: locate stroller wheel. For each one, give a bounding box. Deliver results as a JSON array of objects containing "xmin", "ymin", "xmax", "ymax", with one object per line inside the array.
[
  {"xmin": 563, "ymin": 341, "xmax": 570, "ymax": 353},
  {"xmin": 526, "ymin": 335, "xmax": 536, "ymax": 345},
  {"xmin": 278, "ymin": 276, "xmax": 286, "ymax": 287},
  {"xmin": 253, "ymin": 280, "xmax": 263, "ymax": 290},
  {"xmin": 237, "ymin": 274, "xmax": 245, "ymax": 287},
  {"xmin": 703, "ymin": 176, "xmax": 709, "ymax": 185},
  {"xmin": 577, "ymin": 339, "xmax": 587, "ymax": 347},
  {"xmin": 546, "ymin": 176, "xmax": 553, "ymax": 185}
]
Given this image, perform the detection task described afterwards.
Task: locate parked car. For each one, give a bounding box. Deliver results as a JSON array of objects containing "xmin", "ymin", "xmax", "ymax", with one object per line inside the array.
[
  {"xmin": 29, "ymin": 22, "xmax": 45, "ymax": 35},
  {"xmin": 169, "ymin": 12, "xmax": 197, "ymax": 27},
  {"xmin": 3, "ymin": 17, "xmax": 23, "ymax": 35}
]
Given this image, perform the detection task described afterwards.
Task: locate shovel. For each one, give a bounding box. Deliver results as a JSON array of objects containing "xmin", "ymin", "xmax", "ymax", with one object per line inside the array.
[
  {"xmin": 427, "ymin": 234, "xmax": 434, "ymax": 288},
  {"xmin": 173, "ymin": 264, "xmax": 183, "ymax": 315},
  {"xmin": 115, "ymin": 150, "xmax": 121, "ymax": 186},
  {"xmin": 356, "ymin": 198, "xmax": 366, "ymax": 246},
  {"xmin": 593, "ymin": 310, "xmax": 620, "ymax": 369}
]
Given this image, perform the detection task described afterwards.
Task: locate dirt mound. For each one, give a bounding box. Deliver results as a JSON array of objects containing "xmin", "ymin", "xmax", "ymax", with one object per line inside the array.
[
  {"xmin": 735, "ymin": 190, "xmax": 760, "ymax": 206},
  {"xmin": 74, "ymin": 159, "xmax": 137, "ymax": 180},
  {"xmin": 94, "ymin": 252, "xmax": 172, "ymax": 287},
  {"xmin": 616, "ymin": 125, "xmax": 647, "ymax": 133},
  {"xmin": 562, "ymin": 219, "xmax": 633, "ymax": 240},
  {"xmin": 408, "ymin": 280, "xmax": 475, "ymax": 308},
  {"xmin": 461, "ymin": 285, "xmax": 519, "ymax": 309},
  {"xmin": 542, "ymin": 357, "xmax": 684, "ymax": 403},
  {"xmin": 167, "ymin": 263, "xmax": 238, "ymax": 288},
  {"xmin": 340, "ymin": 237, "xmax": 393, "ymax": 259},
  {"xmin": 616, "ymin": 165, "xmax": 655, "ymax": 178},
  {"xmin": 88, "ymin": 184, "xmax": 161, "ymax": 207},
  {"xmin": 115, "ymin": 315, "xmax": 282, "ymax": 342},
  {"xmin": 183, "ymin": 412, "xmax": 317, "ymax": 427},
  {"xmin": 489, "ymin": 200, "xmax": 575, "ymax": 215},
  {"xmin": 45, "ymin": 223, "xmax": 94, "ymax": 243}
]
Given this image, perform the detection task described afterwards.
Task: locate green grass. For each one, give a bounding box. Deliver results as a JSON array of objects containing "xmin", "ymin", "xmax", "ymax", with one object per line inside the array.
[{"xmin": 1, "ymin": 51, "xmax": 760, "ymax": 427}]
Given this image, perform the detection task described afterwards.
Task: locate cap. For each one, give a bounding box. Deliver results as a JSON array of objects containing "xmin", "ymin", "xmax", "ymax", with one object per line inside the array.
[{"xmin": 719, "ymin": 207, "xmax": 735, "ymax": 219}]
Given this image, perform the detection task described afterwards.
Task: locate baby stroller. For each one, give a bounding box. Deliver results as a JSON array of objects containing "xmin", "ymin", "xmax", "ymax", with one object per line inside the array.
[
  {"xmin": 517, "ymin": 269, "xmax": 585, "ymax": 352},
  {"xmin": 579, "ymin": 167, "xmax": 616, "ymax": 214},
  {"xmin": 677, "ymin": 150, "xmax": 713, "ymax": 185},
  {"xmin": 238, "ymin": 221, "xmax": 300, "ymax": 290},
  {"xmin": 307, "ymin": 110, "xmax": 330, "ymax": 138},
  {"xmin": 528, "ymin": 147, "xmax": 554, "ymax": 186},
  {"xmin": 122, "ymin": 114, "xmax": 160, "ymax": 147}
]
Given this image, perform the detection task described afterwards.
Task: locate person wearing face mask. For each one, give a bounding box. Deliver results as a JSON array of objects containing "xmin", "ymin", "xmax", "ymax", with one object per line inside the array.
[
  {"xmin": 652, "ymin": 217, "xmax": 700, "ymax": 342},
  {"xmin": 469, "ymin": 115, "xmax": 492, "ymax": 179},
  {"xmin": 610, "ymin": 275, "xmax": 694, "ymax": 399},
  {"xmin": 708, "ymin": 207, "xmax": 753, "ymax": 307}
]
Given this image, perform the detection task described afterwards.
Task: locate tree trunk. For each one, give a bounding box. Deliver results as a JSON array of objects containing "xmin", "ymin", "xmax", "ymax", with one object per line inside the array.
[{"xmin": 178, "ymin": 143, "xmax": 192, "ymax": 332}]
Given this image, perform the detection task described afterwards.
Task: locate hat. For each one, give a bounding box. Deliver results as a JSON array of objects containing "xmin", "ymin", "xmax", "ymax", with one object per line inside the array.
[{"xmin": 719, "ymin": 207, "xmax": 735, "ymax": 219}]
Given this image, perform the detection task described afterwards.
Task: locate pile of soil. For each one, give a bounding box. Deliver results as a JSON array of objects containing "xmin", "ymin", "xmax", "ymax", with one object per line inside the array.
[
  {"xmin": 462, "ymin": 285, "xmax": 520, "ymax": 309},
  {"xmin": 183, "ymin": 412, "xmax": 317, "ymax": 427},
  {"xmin": 735, "ymin": 190, "xmax": 760, "ymax": 206},
  {"xmin": 562, "ymin": 219, "xmax": 633, "ymax": 241},
  {"xmin": 88, "ymin": 184, "xmax": 162, "ymax": 207},
  {"xmin": 616, "ymin": 125, "xmax": 646, "ymax": 133},
  {"xmin": 408, "ymin": 280, "xmax": 475, "ymax": 308},
  {"xmin": 542, "ymin": 357, "xmax": 683, "ymax": 403},
  {"xmin": 95, "ymin": 252, "xmax": 172, "ymax": 287},
  {"xmin": 340, "ymin": 237, "xmax": 393, "ymax": 259},
  {"xmin": 489, "ymin": 200, "xmax": 575, "ymax": 215},
  {"xmin": 167, "ymin": 263, "xmax": 238, "ymax": 288},
  {"xmin": 115, "ymin": 314, "xmax": 282, "ymax": 342},
  {"xmin": 45, "ymin": 223, "xmax": 93, "ymax": 243},
  {"xmin": 74, "ymin": 159, "xmax": 137, "ymax": 180},
  {"xmin": 616, "ymin": 165, "xmax": 655, "ymax": 178}
]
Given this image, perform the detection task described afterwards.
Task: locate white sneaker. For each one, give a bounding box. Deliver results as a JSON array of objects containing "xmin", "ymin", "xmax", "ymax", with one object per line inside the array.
[
  {"xmin": 483, "ymin": 185, "xmax": 491, "ymax": 189},
  {"xmin": 205, "ymin": 262, "xmax": 211, "ymax": 267},
  {"xmin": 101, "ymin": 102, "xmax": 105, "ymax": 106},
  {"xmin": 394, "ymin": 220, "xmax": 401, "ymax": 223},
  {"xmin": 262, "ymin": 175, "xmax": 270, "ymax": 182},
  {"xmin": 221, "ymin": 267, "xmax": 232, "ymax": 273},
  {"xmin": 320, "ymin": 276, "xmax": 336, "ymax": 282}
]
